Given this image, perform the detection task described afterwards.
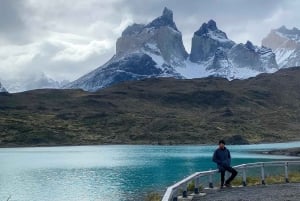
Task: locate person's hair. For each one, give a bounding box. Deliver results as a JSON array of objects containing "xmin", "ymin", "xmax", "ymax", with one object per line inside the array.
[{"xmin": 219, "ymin": 140, "xmax": 225, "ymax": 145}]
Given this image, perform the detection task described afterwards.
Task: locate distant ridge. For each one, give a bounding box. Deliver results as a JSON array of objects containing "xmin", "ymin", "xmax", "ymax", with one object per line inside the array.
[{"xmin": 1, "ymin": 67, "xmax": 300, "ymax": 146}]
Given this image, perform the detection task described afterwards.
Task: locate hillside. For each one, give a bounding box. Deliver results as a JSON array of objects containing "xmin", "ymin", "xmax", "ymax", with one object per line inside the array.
[{"xmin": 1, "ymin": 67, "xmax": 300, "ymax": 147}]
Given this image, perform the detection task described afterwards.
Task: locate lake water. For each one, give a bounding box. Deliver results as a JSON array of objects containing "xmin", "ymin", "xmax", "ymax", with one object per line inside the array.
[{"xmin": 0, "ymin": 141, "xmax": 299, "ymax": 201}]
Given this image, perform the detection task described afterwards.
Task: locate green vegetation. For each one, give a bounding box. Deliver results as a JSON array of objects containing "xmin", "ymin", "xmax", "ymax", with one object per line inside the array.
[
  {"xmin": 187, "ymin": 181, "xmax": 195, "ymax": 192},
  {"xmin": 231, "ymin": 176, "xmax": 261, "ymax": 186},
  {"xmin": 288, "ymin": 172, "xmax": 300, "ymax": 183},
  {"xmin": 231, "ymin": 172, "xmax": 300, "ymax": 186},
  {"xmin": 145, "ymin": 172, "xmax": 300, "ymax": 201},
  {"xmin": 145, "ymin": 192, "xmax": 161, "ymax": 201},
  {"xmin": 0, "ymin": 67, "xmax": 300, "ymax": 146},
  {"xmin": 187, "ymin": 181, "xmax": 203, "ymax": 192}
]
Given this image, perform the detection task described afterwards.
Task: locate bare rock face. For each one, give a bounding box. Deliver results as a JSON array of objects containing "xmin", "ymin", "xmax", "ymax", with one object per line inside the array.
[
  {"xmin": 64, "ymin": 53, "xmax": 173, "ymax": 92},
  {"xmin": 206, "ymin": 48, "xmax": 233, "ymax": 78},
  {"xmin": 66, "ymin": 7, "xmax": 187, "ymax": 92},
  {"xmin": 190, "ymin": 20, "xmax": 278, "ymax": 76},
  {"xmin": 229, "ymin": 41, "xmax": 278, "ymax": 72},
  {"xmin": 121, "ymin": 24, "xmax": 145, "ymax": 37},
  {"xmin": 262, "ymin": 27, "xmax": 298, "ymax": 50},
  {"xmin": 262, "ymin": 26, "xmax": 300, "ymax": 68},
  {"xmin": 190, "ymin": 20, "xmax": 235, "ymax": 62},
  {"xmin": 66, "ymin": 10, "xmax": 281, "ymax": 92},
  {"xmin": 116, "ymin": 7, "xmax": 188, "ymax": 66},
  {"xmin": 145, "ymin": 7, "xmax": 179, "ymax": 31},
  {"xmin": 209, "ymin": 48, "xmax": 231, "ymax": 70},
  {"xmin": 207, "ymin": 48, "xmax": 232, "ymax": 77}
]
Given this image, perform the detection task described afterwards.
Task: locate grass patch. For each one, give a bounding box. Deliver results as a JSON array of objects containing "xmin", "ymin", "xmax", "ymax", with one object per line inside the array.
[
  {"xmin": 146, "ymin": 172, "xmax": 300, "ymax": 201},
  {"xmin": 289, "ymin": 172, "xmax": 300, "ymax": 182},
  {"xmin": 231, "ymin": 172, "xmax": 300, "ymax": 186},
  {"xmin": 145, "ymin": 192, "xmax": 161, "ymax": 201},
  {"xmin": 187, "ymin": 181, "xmax": 203, "ymax": 192},
  {"xmin": 231, "ymin": 176, "xmax": 261, "ymax": 186},
  {"xmin": 2, "ymin": 72, "xmax": 300, "ymax": 146}
]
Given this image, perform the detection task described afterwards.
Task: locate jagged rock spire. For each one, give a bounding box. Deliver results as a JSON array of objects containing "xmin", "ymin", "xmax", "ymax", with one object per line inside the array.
[
  {"xmin": 195, "ymin": 20, "xmax": 218, "ymax": 36},
  {"xmin": 195, "ymin": 20, "xmax": 227, "ymax": 39},
  {"xmin": 245, "ymin": 41, "xmax": 255, "ymax": 50},
  {"xmin": 190, "ymin": 20, "xmax": 234, "ymax": 62},
  {"xmin": 162, "ymin": 7, "xmax": 173, "ymax": 21},
  {"xmin": 145, "ymin": 7, "xmax": 178, "ymax": 31}
]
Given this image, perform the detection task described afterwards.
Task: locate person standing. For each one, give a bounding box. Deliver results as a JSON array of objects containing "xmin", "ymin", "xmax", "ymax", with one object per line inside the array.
[{"xmin": 212, "ymin": 140, "xmax": 238, "ymax": 188}]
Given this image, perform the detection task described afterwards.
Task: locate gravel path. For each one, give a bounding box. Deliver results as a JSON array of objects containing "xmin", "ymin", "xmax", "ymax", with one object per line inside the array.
[{"xmin": 191, "ymin": 183, "xmax": 300, "ymax": 201}]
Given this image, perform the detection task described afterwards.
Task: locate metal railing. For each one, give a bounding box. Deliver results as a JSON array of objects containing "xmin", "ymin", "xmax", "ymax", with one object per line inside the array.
[{"xmin": 162, "ymin": 161, "xmax": 300, "ymax": 201}]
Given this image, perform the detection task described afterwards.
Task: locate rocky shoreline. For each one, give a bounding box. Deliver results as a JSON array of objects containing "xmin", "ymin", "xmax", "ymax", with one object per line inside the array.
[{"xmin": 261, "ymin": 147, "xmax": 300, "ymax": 157}]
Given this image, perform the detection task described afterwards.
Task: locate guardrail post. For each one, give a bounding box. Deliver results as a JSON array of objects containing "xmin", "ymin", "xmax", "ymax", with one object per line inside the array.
[
  {"xmin": 182, "ymin": 183, "xmax": 187, "ymax": 198},
  {"xmin": 162, "ymin": 161, "xmax": 300, "ymax": 201},
  {"xmin": 242, "ymin": 166, "xmax": 247, "ymax": 186},
  {"xmin": 285, "ymin": 162, "xmax": 289, "ymax": 183},
  {"xmin": 261, "ymin": 163, "xmax": 265, "ymax": 185},
  {"xmin": 172, "ymin": 188, "xmax": 178, "ymax": 201},
  {"xmin": 209, "ymin": 170, "xmax": 214, "ymax": 188},
  {"xmin": 194, "ymin": 177, "xmax": 200, "ymax": 194}
]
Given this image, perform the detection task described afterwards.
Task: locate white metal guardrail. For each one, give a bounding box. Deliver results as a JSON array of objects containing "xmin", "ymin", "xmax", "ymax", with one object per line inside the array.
[{"xmin": 162, "ymin": 161, "xmax": 300, "ymax": 201}]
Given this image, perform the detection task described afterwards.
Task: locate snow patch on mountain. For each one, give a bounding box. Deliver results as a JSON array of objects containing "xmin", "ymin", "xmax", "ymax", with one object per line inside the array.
[
  {"xmin": 190, "ymin": 20, "xmax": 235, "ymax": 63},
  {"xmin": 64, "ymin": 52, "xmax": 183, "ymax": 92},
  {"xmin": 2, "ymin": 72, "xmax": 69, "ymax": 93},
  {"xmin": 262, "ymin": 26, "xmax": 300, "ymax": 68},
  {"xmin": 66, "ymin": 8, "xmax": 280, "ymax": 92},
  {"xmin": 274, "ymin": 49, "xmax": 294, "ymax": 67},
  {"xmin": 275, "ymin": 26, "xmax": 300, "ymax": 42}
]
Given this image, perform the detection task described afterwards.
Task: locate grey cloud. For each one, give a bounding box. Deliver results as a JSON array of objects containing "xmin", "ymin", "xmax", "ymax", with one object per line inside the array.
[
  {"xmin": 117, "ymin": 0, "xmax": 284, "ymax": 48},
  {"xmin": 0, "ymin": 0, "xmax": 32, "ymax": 44},
  {"xmin": 0, "ymin": 0, "xmax": 300, "ymax": 91}
]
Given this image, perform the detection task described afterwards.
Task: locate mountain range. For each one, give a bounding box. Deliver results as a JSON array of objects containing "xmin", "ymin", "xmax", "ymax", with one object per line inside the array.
[
  {"xmin": 1, "ymin": 7, "xmax": 300, "ymax": 147},
  {"xmin": 1, "ymin": 72, "xmax": 69, "ymax": 93},
  {"xmin": 1, "ymin": 7, "xmax": 300, "ymax": 93},
  {"xmin": 64, "ymin": 7, "xmax": 296, "ymax": 92}
]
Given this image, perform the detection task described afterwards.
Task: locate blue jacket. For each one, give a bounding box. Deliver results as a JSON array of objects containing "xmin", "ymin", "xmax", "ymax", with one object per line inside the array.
[{"xmin": 212, "ymin": 147, "xmax": 231, "ymax": 171}]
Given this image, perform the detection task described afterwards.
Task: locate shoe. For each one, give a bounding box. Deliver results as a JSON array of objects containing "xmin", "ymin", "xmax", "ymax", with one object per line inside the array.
[
  {"xmin": 225, "ymin": 183, "xmax": 232, "ymax": 188},
  {"xmin": 220, "ymin": 185, "xmax": 224, "ymax": 189}
]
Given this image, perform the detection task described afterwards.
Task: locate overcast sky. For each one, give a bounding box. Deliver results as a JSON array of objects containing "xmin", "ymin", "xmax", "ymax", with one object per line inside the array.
[{"xmin": 0, "ymin": 0, "xmax": 299, "ymax": 83}]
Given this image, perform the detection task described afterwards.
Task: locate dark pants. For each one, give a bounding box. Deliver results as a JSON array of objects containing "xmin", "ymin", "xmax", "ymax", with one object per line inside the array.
[{"xmin": 220, "ymin": 166, "xmax": 238, "ymax": 186}]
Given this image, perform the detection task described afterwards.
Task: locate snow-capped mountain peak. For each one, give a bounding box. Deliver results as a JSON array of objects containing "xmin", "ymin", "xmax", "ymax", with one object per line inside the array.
[
  {"xmin": 194, "ymin": 19, "xmax": 229, "ymax": 41},
  {"xmin": 2, "ymin": 72, "xmax": 69, "ymax": 93},
  {"xmin": 145, "ymin": 7, "xmax": 179, "ymax": 32},
  {"xmin": 245, "ymin": 40, "xmax": 256, "ymax": 51},
  {"xmin": 66, "ymin": 9, "xmax": 280, "ymax": 92},
  {"xmin": 276, "ymin": 26, "xmax": 300, "ymax": 41},
  {"xmin": 195, "ymin": 20, "xmax": 218, "ymax": 34},
  {"xmin": 190, "ymin": 20, "xmax": 235, "ymax": 62},
  {"xmin": 263, "ymin": 26, "xmax": 300, "ymax": 68},
  {"xmin": 229, "ymin": 41, "xmax": 278, "ymax": 72},
  {"xmin": 116, "ymin": 7, "xmax": 187, "ymax": 66},
  {"xmin": 66, "ymin": 8, "xmax": 187, "ymax": 91}
]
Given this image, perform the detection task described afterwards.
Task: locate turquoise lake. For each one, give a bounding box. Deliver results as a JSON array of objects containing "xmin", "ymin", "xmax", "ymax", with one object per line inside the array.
[{"xmin": 0, "ymin": 141, "xmax": 299, "ymax": 201}]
